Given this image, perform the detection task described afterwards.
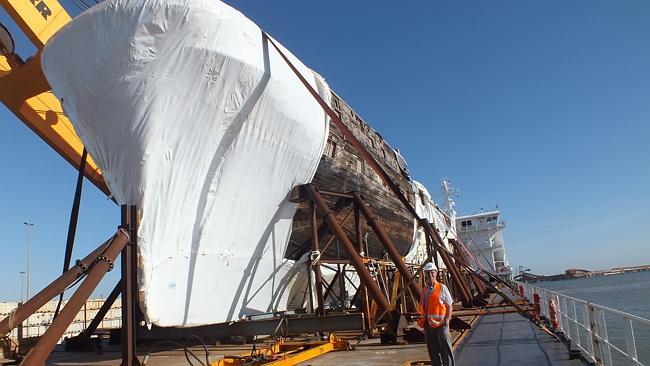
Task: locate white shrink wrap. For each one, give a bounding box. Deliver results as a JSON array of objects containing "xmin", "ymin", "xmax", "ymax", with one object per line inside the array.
[{"xmin": 41, "ymin": 0, "xmax": 330, "ymax": 326}]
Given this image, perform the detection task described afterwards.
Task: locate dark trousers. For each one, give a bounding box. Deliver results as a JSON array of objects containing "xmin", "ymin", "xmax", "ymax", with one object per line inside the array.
[{"xmin": 424, "ymin": 323, "xmax": 455, "ymax": 366}]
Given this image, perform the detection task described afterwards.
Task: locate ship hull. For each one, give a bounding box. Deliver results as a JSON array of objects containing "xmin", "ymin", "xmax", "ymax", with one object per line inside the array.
[
  {"xmin": 41, "ymin": 0, "xmax": 415, "ymax": 327},
  {"xmin": 287, "ymin": 93, "xmax": 416, "ymax": 261}
]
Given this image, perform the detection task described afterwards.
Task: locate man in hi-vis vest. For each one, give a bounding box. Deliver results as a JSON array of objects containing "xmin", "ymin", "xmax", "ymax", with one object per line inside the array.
[{"xmin": 418, "ymin": 262, "xmax": 455, "ymax": 366}]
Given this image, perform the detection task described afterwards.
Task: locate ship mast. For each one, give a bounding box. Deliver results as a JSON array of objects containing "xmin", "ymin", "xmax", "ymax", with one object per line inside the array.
[{"xmin": 441, "ymin": 179, "xmax": 457, "ymax": 221}]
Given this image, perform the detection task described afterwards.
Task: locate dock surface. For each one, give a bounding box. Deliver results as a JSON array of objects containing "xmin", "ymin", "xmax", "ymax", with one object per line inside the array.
[
  {"xmin": 43, "ymin": 312, "xmax": 585, "ymax": 365},
  {"xmin": 455, "ymin": 312, "xmax": 585, "ymax": 366}
]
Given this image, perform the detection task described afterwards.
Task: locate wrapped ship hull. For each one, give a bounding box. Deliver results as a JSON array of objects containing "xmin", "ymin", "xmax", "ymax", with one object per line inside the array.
[{"xmin": 41, "ymin": 0, "xmax": 416, "ymax": 327}]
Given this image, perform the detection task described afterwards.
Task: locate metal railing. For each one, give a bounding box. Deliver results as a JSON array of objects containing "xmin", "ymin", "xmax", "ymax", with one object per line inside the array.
[{"xmin": 516, "ymin": 281, "xmax": 649, "ymax": 366}]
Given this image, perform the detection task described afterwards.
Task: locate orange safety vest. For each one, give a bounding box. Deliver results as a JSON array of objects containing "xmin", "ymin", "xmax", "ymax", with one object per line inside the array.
[{"xmin": 418, "ymin": 282, "xmax": 447, "ymax": 328}]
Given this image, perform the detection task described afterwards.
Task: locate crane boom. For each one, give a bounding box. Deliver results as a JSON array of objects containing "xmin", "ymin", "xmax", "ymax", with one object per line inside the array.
[
  {"xmin": 0, "ymin": 0, "xmax": 70, "ymax": 48},
  {"xmin": 0, "ymin": 0, "xmax": 109, "ymax": 195}
]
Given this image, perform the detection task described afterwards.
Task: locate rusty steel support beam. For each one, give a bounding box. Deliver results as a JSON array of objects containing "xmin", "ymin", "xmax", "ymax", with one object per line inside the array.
[
  {"xmin": 21, "ymin": 229, "xmax": 129, "ymax": 365},
  {"xmin": 450, "ymin": 239, "xmax": 487, "ymax": 297},
  {"xmin": 354, "ymin": 205, "xmax": 363, "ymax": 255},
  {"xmin": 0, "ymin": 239, "xmax": 111, "ymax": 335},
  {"xmin": 424, "ymin": 222, "xmax": 473, "ymax": 306},
  {"xmin": 304, "ymin": 184, "xmax": 394, "ymax": 321},
  {"xmin": 295, "ymin": 197, "xmax": 348, "ymax": 258},
  {"xmin": 424, "ymin": 223, "xmax": 438, "ymax": 270},
  {"xmin": 425, "ymin": 227, "xmax": 531, "ymax": 318},
  {"xmin": 352, "ymin": 192, "xmax": 422, "ymax": 302},
  {"xmin": 120, "ymin": 205, "xmax": 140, "ymax": 366},
  {"xmin": 310, "ymin": 201, "xmax": 325, "ymax": 316}
]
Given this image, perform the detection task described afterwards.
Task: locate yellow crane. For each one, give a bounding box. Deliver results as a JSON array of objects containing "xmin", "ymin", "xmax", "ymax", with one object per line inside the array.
[{"xmin": 0, "ymin": 0, "xmax": 109, "ymax": 194}]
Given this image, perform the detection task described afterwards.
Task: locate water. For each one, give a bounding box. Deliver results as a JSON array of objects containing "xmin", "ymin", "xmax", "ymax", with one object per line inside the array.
[{"xmin": 536, "ymin": 271, "xmax": 650, "ymax": 365}]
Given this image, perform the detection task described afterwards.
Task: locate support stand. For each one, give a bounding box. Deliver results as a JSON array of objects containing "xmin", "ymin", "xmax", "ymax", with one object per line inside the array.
[
  {"xmin": 120, "ymin": 205, "xmax": 141, "ymax": 366},
  {"xmin": 303, "ymin": 184, "xmax": 394, "ymax": 323},
  {"xmin": 8, "ymin": 230, "xmax": 130, "ymax": 365}
]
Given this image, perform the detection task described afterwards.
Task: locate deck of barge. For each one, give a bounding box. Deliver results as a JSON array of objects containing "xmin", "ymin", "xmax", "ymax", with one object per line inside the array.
[
  {"xmin": 455, "ymin": 312, "xmax": 586, "ymax": 366},
  {"xmin": 44, "ymin": 312, "xmax": 584, "ymax": 365}
]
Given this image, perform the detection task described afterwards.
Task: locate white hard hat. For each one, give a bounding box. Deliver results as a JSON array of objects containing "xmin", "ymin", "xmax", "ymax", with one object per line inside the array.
[{"xmin": 423, "ymin": 262, "xmax": 437, "ymax": 272}]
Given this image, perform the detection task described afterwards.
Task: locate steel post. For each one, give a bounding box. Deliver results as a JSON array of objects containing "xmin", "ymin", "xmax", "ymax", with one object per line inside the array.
[
  {"xmin": 21, "ymin": 229, "xmax": 129, "ymax": 365},
  {"xmin": 120, "ymin": 205, "xmax": 140, "ymax": 366},
  {"xmin": 424, "ymin": 222, "xmax": 437, "ymax": 269},
  {"xmin": 587, "ymin": 304, "xmax": 603, "ymax": 365},
  {"xmin": 310, "ymin": 201, "xmax": 325, "ymax": 316},
  {"xmin": 354, "ymin": 205, "xmax": 363, "ymax": 255},
  {"xmin": 0, "ymin": 239, "xmax": 111, "ymax": 335},
  {"xmin": 304, "ymin": 184, "xmax": 394, "ymax": 320},
  {"xmin": 352, "ymin": 193, "xmax": 421, "ymax": 301}
]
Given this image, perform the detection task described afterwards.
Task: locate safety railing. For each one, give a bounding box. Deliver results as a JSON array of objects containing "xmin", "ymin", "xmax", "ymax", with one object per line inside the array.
[{"xmin": 516, "ymin": 281, "xmax": 649, "ymax": 366}]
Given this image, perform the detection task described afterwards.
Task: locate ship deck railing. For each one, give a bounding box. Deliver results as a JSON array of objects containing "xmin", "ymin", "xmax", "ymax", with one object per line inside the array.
[{"xmin": 517, "ymin": 281, "xmax": 650, "ymax": 366}]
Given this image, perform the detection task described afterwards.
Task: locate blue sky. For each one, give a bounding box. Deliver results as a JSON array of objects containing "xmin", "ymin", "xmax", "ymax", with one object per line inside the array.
[{"xmin": 1, "ymin": 0, "xmax": 649, "ymax": 301}]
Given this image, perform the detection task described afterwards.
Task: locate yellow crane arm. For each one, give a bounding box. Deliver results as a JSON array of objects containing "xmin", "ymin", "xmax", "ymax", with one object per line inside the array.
[
  {"xmin": 0, "ymin": 0, "xmax": 71, "ymax": 48},
  {"xmin": 0, "ymin": 0, "xmax": 110, "ymax": 195}
]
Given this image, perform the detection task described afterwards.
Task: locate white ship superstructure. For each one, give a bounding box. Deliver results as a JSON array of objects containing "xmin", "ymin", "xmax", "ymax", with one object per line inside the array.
[{"xmin": 456, "ymin": 210, "xmax": 511, "ymax": 280}]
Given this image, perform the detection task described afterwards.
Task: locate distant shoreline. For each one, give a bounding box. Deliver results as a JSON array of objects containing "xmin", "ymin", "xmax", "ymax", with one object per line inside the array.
[{"xmin": 515, "ymin": 264, "xmax": 650, "ymax": 283}]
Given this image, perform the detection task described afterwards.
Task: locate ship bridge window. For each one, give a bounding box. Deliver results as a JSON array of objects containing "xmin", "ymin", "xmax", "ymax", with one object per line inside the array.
[
  {"xmin": 486, "ymin": 216, "xmax": 498, "ymax": 222},
  {"xmin": 461, "ymin": 220, "xmax": 472, "ymax": 227}
]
